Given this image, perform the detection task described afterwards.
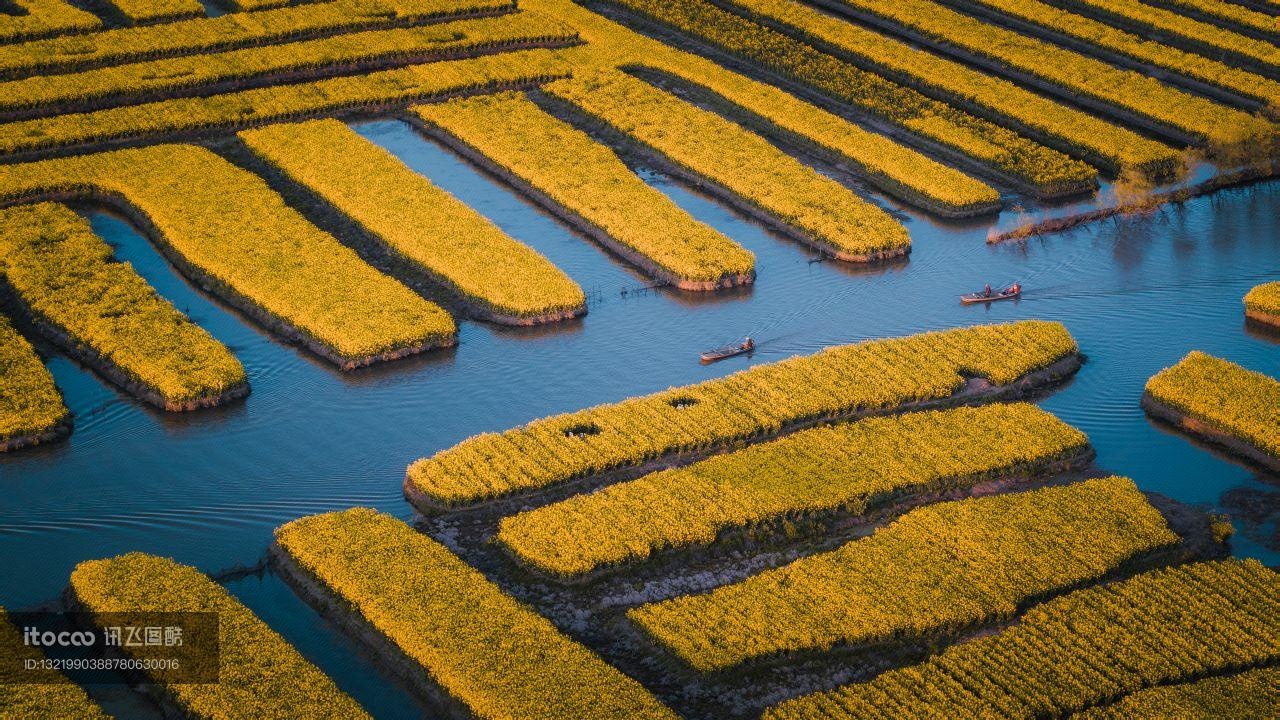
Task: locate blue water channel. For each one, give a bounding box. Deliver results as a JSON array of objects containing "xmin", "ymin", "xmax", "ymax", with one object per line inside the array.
[{"xmin": 0, "ymin": 117, "xmax": 1276, "ymax": 717}]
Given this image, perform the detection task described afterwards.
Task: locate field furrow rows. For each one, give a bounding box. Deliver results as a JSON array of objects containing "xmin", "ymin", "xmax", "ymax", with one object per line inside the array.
[
  {"xmin": 0, "ymin": 144, "xmax": 457, "ymax": 368},
  {"xmin": 405, "ymin": 320, "xmax": 1080, "ymax": 508},
  {"xmin": 69, "ymin": 553, "xmax": 371, "ymax": 718},
  {"xmin": 1145, "ymin": 0, "xmax": 1280, "ymax": 38},
  {"xmin": 720, "ymin": 0, "xmax": 1181, "ymax": 176},
  {"xmin": 545, "ymin": 69, "xmax": 911, "ymax": 262},
  {"xmin": 631, "ymin": 477, "xmax": 1178, "ymax": 671},
  {"xmin": 412, "ymin": 92, "xmax": 758, "ymax": 290},
  {"xmin": 0, "ymin": 0, "xmax": 101, "ymax": 44},
  {"xmin": 0, "ymin": 12, "xmax": 579, "ymax": 119},
  {"xmin": 241, "ymin": 118, "xmax": 587, "ymax": 323},
  {"xmin": 1051, "ymin": 0, "xmax": 1280, "ymax": 75},
  {"xmin": 822, "ymin": 0, "xmax": 1273, "ymax": 150},
  {"xmin": 497, "ymin": 403, "xmax": 1092, "ymax": 577},
  {"xmin": 1071, "ymin": 666, "xmax": 1280, "ymax": 719},
  {"xmin": 0, "ymin": 0, "xmax": 515, "ymax": 77},
  {"xmin": 272, "ymin": 508, "xmax": 680, "ymax": 720},
  {"xmin": 0, "ymin": 49, "xmax": 571, "ymax": 157},
  {"xmin": 950, "ymin": 0, "xmax": 1280, "ymax": 112},
  {"xmin": 602, "ymin": 0, "xmax": 1098, "ymax": 197},
  {"xmin": 0, "ymin": 203, "xmax": 248, "ymax": 410},
  {"xmin": 765, "ymin": 558, "xmax": 1280, "ymax": 719},
  {"xmin": 0, "ymin": 313, "xmax": 68, "ymax": 452}
]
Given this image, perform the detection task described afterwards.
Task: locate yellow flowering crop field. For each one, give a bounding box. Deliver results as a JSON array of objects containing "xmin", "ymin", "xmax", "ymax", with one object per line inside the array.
[
  {"xmin": 274, "ymin": 508, "xmax": 679, "ymax": 720},
  {"xmin": 69, "ymin": 553, "xmax": 371, "ymax": 719},
  {"xmin": 0, "ymin": 0, "xmax": 101, "ymax": 44},
  {"xmin": 1144, "ymin": 350, "xmax": 1280, "ymax": 460},
  {"xmin": 413, "ymin": 92, "xmax": 758, "ymax": 288},
  {"xmin": 241, "ymin": 118, "xmax": 586, "ymax": 323},
  {"xmin": 545, "ymin": 69, "xmax": 912, "ymax": 261},
  {"xmin": 0, "ymin": 314, "xmax": 68, "ymax": 452},
  {"xmin": 722, "ymin": 0, "xmax": 1182, "ymax": 177},
  {"xmin": 1055, "ymin": 0, "xmax": 1280, "ymax": 73},
  {"xmin": 1244, "ymin": 281, "xmax": 1280, "ymax": 323},
  {"xmin": 1074, "ymin": 666, "xmax": 1280, "ymax": 720},
  {"xmin": 961, "ymin": 0, "xmax": 1280, "ymax": 113},
  {"xmin": 630, "ymin": 476, "xmax": 1178, "ymax": 671},
  {"xmin": 0, "ymin": 144, "xmax": 457, "ymax": 367},
  {"xmin": 0, "ymin": 0, "xmax": 514, "ymax": 75},
  {"xmin": 0, "ymin": 12, "xmax": 579, "ymax": 117},
  {"xmin": 102, "ymin": 0, "xmax": 204, "ymax": 25},
  {"xmin": 603, "ymin": 0, "xmax": 1099, "ymax": 197},
  {"xmin": 0, "ymin": 203, "xmax": 247, "ymax": 410},
  {"xmin": 497, "ymin": 403, "xmax": 1091, "ymax": 576},
  {"xmin": 830, "ymin": 0, "xmax": 1274, "ymax": 151},
  {"xmin": 0, "ymin": 608, "xmax": 109, "ymax": 719},
  {"xmin": 407, "ymin": 320, "xmax": 1079, "ymax": 507},
  {"xmin": 765, "ymin": 558, "xmax": 1280, "ymax": 719}
]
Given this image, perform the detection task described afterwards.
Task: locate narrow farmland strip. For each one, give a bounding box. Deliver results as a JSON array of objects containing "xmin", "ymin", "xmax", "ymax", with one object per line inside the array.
[
  {"xmin": 956, "ymin": 0, "xmax": 1280, "ymax": 112},
  {"xmin": 632, "ymin": 477, "xmax": 1178, "ymax": 671},
  {"xmin": 241, "ymin": 119, "xmax": 586, "ymax": 324},
  {"xmin": 498, "ymin": 403, "xmax": 1092, "ymax": 577},
  {"xmin": 1149, "ymin": 0, "xmax": 1279, "ymax": 38},
  {"xmin": 405, "ymin": 321, "xmax": 1081, "ymax": 509},
  {"xmin": 1053, "ymin": 0, "xmax": 1280, "ymax": 75},
  {"xmin": 603, "ymin": 0, "xmax": 1097, "ymax": 197},
  {"xmin": 0, "ymin": 0, "xmax": 101, "ymax": 44},
  {"xmin": 0, "ymin": 203, "xmax": 247, "ymax": 410},
  {"xmin": 1244, "ymin": 280, "xmax": 1280, "ymax": 328},
  {"xmin": 0, "ymin": 145, "xmax": 456, "ymax": 369},
  {"xmin": 0, "ymin": 608, "xmax": 109, "ymax": 718},
  {"xmin": 0, "ymin": 314, "xmax": 68, "ymax": 452},
  {"xmin": 69, "ymin": 553, "xmax": 370, "ymax": 719},
  {"xmin": 0, "ymin": 0, "xmax": 516, "ymax": 77},
  {"xmin": 527, "ymin": 0, "xmax": 1003, "ymax": 216},
  {"xmin": 764, "ymin": 559, "xmax": 1280, "ymax": 719},
  {"xmin": 632, "ymin": 65, "xmax": 1002, "ymax": 217},
  {"xmin": 105, "ymin": 0, "xmax": 203, "ymax": 23},
  {"xmin": 823, "ymin": 0, "xmax": 1273, "ymax": 149},
  {"xmin": 0, "ymin": 49, "xmax": 570, "ymax": 157},
  {"xmin": 1072, "ymin": 666, "xmax": 1280, "ymax": 719},
  {"xmin": 412, "ymin": 92, "xmax": 757, "ymax": 290},
  {"xmin": 0, "ymin": 12, "xmax": 579, "ymax": 119},
  {"xmin": 1142, "ymin": 351, "xmax": 1280, "ymax": 470},
  {"xmin": 544, "ymin": 69, "xmax": 912, "ymax": 261},
  {"xmin": 272, "ymin": 508, "xmax": 679, "ymax": 720},
  {"xmin": 721, "ymin": 0, "xmax": 1179, "ymax": 176}
]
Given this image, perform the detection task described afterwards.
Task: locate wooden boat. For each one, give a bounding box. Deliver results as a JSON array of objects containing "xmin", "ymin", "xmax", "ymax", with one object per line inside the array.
[
  {"xmin": 961, "ymin": 286, "xmax": 1021, "ymax": 304},
  {"xmin": 701, "ymin": 340, "xmax": 754, "ymax": 363}
]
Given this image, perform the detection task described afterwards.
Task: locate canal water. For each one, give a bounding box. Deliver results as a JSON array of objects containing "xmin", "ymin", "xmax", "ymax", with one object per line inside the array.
[{"xmin": 0, "ymin": 118, "xmax": 1276, "ymax": 717}]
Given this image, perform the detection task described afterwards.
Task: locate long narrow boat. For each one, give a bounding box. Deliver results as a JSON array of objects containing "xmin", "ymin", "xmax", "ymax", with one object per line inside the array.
[
  {"xmin": 961, "ymin": 286, "xmax": 1021, "ymax": 304},
  {"xmin": 700, "ymin": 340, "xmax": 753, "ymax": 363}
]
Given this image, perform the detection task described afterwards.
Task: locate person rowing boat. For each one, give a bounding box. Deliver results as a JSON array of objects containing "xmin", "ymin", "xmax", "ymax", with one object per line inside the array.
[
  {"xmin": 961, "ymin": 282, "xmax": 1022, "ymax": 304},
  {"xmin": 700, "ymin": 337, "xmax": 754, "ymax": 363}
]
